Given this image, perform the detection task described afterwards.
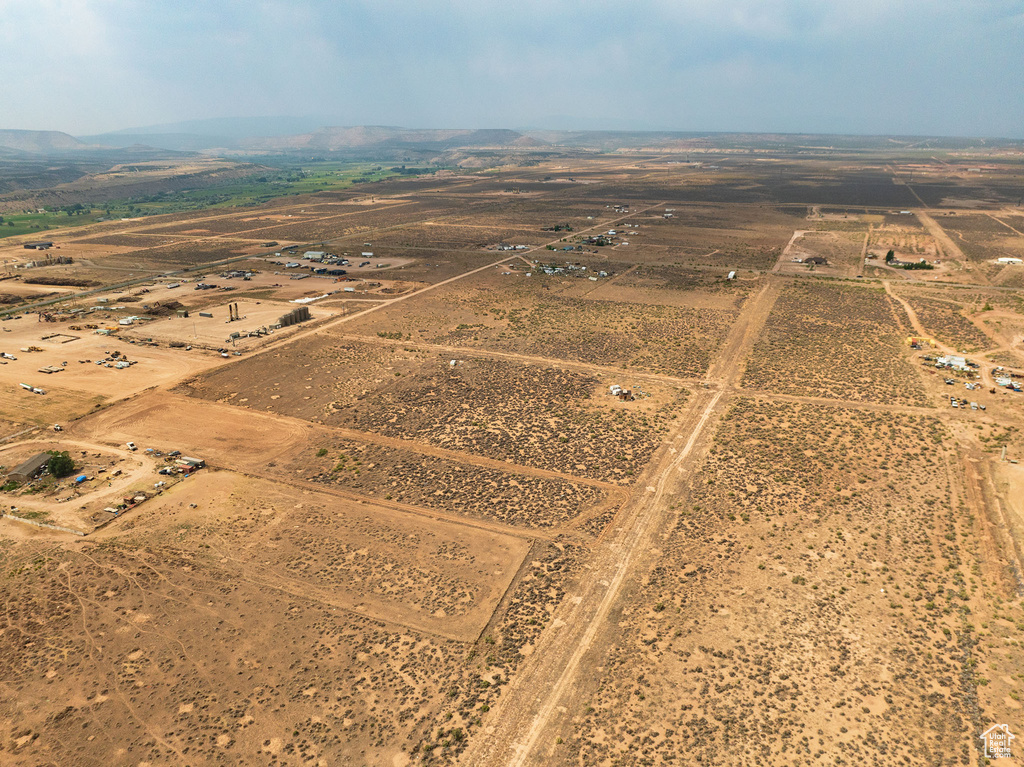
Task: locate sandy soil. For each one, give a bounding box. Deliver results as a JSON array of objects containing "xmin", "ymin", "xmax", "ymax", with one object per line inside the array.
[
  {"xmin": 0, "ymin": 439, "xmax": 157, "ymax": 532},
  {"xmin": 0, "ymin": 313, "xmax": 222, "ymax": 425},
  {"xmin": 120, "ymin": 299, "xmax": 339, "ymax": 349},
  {"xmin": 2, "ymin": 154, "xmax": 1024, "ymax": 766}
]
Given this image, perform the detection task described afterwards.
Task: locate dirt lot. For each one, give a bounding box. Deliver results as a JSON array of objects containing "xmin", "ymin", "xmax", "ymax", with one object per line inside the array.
[
  {"xmin": 119, "ymin": 299, "xmax": 339, "ymax": 350},
  {"xmin": 868, "ymin": 222, "xmax": 938, "ymax": 261},
  {"xmin": 0, "ymin": 471, "xmax": 530, "ymax": 764},
  {"xmin": 776, "ymin": 229, "xmax": 867, "ymax": 278},
  {"xmin": 178, "ymin": 340, "xmax": 685, "ymax": 484},
  {"xmin": 560, "ymin": 399, "xmax": 982, "ymax": 764},
  {"xmin": 0, "ymin": 313, "xmax": 222, "ymax": 427},
  {"xmin": 0, "ymin": 281, "xmax": 76, "ymax": 300},
  {"xmin": 743, "ymin": 280, "xmax": 930, "ymax": 405}
]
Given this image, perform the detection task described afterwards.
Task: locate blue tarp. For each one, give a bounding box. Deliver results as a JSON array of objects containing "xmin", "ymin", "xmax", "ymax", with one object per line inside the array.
[{"xmin": 74, "ymin": 475, "xmax": 87, "ymax": 483}]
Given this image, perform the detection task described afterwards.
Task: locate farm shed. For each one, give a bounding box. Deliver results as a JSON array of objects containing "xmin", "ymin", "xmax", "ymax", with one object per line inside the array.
[
  {"xmin": 175, "ymin": 456, "xmax": 206, "ymax": 472},
  {"xmin": 7, "ymin": 452, "xmax": 51, "ymax": 484}
]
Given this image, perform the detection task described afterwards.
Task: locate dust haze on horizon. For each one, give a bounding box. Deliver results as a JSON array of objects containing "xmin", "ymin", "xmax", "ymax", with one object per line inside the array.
[{"xmin": 3, "ymin": 0, "xmax": 1023, "ymax": 140}]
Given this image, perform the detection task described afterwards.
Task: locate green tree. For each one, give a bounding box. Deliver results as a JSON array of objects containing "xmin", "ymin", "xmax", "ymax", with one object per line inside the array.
[
  {"xmin": 46, "ymin": 450, "xmax": 75, "ymax": 478},
  {"xmin": 885, "ymin": 250, "xmax": 895, "ymax": 263}
]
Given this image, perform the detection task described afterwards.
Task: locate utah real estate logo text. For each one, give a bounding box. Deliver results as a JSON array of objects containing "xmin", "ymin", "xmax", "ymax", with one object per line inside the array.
[{"xmin": 980, "ymin": 724, "xmax": 1015, "ymax": 759}]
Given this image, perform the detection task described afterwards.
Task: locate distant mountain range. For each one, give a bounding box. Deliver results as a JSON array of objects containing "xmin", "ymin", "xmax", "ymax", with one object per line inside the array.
[
  {"xmin": 238, "ymin": 126, "xmax": 545, "ymax": 152},
  {"xmin": 97, "ymin": 115, "xmax": 337, "ymax": 139},
  {"xmin": 0, "ymin": 123, "xmax": 548, "ymax": 155},
  {"xmin": 77, "ymin": 125, "xmax": 548, "ymax": 153},
  {"xmin": 0, "ymin": 129, "xmax": 92, "ymax": 154},
  {"xmin": 1, "ymin": 121, "xmax": 1021, "ymax": 157},
  {"xmin": 79, "ymin": 132, "xmax": 238, "ymax": 152}
]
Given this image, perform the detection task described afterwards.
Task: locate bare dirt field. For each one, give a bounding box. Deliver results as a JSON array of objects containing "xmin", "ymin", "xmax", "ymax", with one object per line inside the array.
[
  {"xmin": 776, "ymin": 229, "xmax": 867, "ymax": 278},
  {"xmin": 337, "ymin": 268, "xmax": 744, "ymax": 380},
  {"xmin": 0, "ymin": 281, "xmax": 76, "ymax": 300},
  {"xmin": 742, "ymin": 280, "xmax": 930, "ymax": 405},
  {"xmin": 120, "ymin": 299, "xmax": 340, "ymax": 350},
  {"xmin": 177, "ymin": 339, "xmax": 684, "ymax": 484},
  {"xmin": 3, "ymin": 150, "xmax": 1024, "ymax": 767},
  {"xmin": 558, "ymin": 399, "xmax": 981, "ymax": 765},
  {"xmin": 0, "ymin": 313, "xmax": 223, "ymax": 426},
  {"xmin": 0, "ymin": 471, "xmax": 531, "ymax": 764},
  {"xmin": 868, "ymin": 224, "xmax": 937, "ymax": 258}
]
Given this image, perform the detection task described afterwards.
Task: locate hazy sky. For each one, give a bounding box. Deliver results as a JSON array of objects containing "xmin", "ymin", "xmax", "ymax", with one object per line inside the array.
[{"xmin": 3, "ymin": 0, "xmax": 1022, "ymax": 137}]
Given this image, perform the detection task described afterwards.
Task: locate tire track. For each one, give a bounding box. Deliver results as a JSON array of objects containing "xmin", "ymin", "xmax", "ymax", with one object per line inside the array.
[{"xmin": 458, "ymin": 279, "xmax": 780, "ymax": 766}]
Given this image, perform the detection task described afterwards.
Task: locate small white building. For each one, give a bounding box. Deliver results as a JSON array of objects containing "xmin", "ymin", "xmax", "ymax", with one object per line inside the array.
[
  {"xmin": 936, "ymin": 355, "xmax": 969, "ymax": 371},
  {"xmin": 997, "ymin": 257, "xmax": 1023, "ymax": 265}
]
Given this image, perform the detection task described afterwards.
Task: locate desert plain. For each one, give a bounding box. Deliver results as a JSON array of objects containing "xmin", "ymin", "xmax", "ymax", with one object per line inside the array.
[{"xmin": 2, "ymin": 143, "xmax": 1024, "ymax": 766}]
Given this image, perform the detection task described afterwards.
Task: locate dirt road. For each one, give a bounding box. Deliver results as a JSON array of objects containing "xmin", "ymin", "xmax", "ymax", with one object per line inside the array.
[
  {"xmin": 883, "ymin": 280, "xmax": 1015, "ymax": 390},
  {"xmin": 332, "ymin": 332, "xmax": 702, "ymax": 389},
  {"xmin": 224, "ymin": 201, "xmax": 670, "ymax": 362},
  {"xmin": 0, "ymin": 439, "xmax": 155, "ymax": 522},
  {"xmin": 884, "ymin": 280, "xmax": 930, "ymax": 338},
  {"xmin": 457, "ymin": 280, "xmax": 780, "ymax": 765},
  {"xmin": 775, "ymin": 229, "xmax": 808, "ymax": 271},
  {"xmin": 915, "ymin": 210, "xmax": 990, "ymax": 285}
]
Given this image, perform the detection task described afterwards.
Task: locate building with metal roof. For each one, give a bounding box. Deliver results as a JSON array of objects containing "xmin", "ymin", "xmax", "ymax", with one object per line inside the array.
[{"xmin": 7, "ymin": 452, "xmax": 50, "ymax": 485}]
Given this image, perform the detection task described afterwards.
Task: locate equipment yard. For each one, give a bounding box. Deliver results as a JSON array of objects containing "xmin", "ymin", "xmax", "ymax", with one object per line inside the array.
[{"xmin": 2, "ymin": 143, "xmax": 1024, "ymax": 766}]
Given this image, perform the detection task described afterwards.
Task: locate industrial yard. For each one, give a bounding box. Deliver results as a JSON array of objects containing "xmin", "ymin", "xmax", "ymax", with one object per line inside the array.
[{"xmin": 2, "ymin": 143, "xmax": 1024, "ymax": 767}]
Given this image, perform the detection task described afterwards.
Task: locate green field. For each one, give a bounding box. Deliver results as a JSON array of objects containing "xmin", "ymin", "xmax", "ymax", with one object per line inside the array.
[
  {"xmin": 0, "ymin": 162, "xmax": 440, "ymax": 240},
  {"xmin": 0, "ymin": 209, "xmax": 107, "ymax": 239},
  {"xmin": 114, "ymin": 161, "xmax": 411, "ymax": 214}
]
